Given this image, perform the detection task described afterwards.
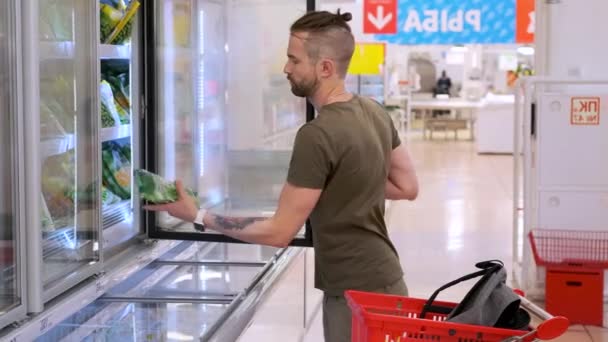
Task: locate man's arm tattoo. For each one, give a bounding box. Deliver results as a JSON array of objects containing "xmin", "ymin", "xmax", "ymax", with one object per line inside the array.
[{"xmin": 211, "ymin": 215, "xmax": 266, "ymax": 231}]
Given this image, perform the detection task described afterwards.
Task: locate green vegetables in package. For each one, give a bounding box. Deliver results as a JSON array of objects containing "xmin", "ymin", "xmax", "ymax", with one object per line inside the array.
[
  {"xmin": 100, "ymin": 0, "xmax": 141, "ymax": 45},
  {"xmin": 102, "ymin": 186, "xmax": 122, "ymax": 206},
  {"xmin": 41, "ymin": 152, "xmax": 75, "ymax": 213},
  {"xmin": 102, "ymin": 141, "xmax": 132, "ymax": 200},
  {"xmin": 100, "ymin": 80, "xmax": 130, "ymax": 127},
  {"xmin": 134, "ymin": 169, "xmax": 200, "ymax": 208},
  {"xmin": 106, "ymin": 74, "xmax": 131, "ymax": 113},
  {"xmin": 100, "ymin": 81, "xmax": 121, "ymax": 127},
  {"xmin": 101, "ymin": 64, "xmax": 131, "ymax": 126}
]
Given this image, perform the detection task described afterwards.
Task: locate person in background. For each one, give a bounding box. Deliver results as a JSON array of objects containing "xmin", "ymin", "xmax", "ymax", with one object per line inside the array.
[
  {"xmin": 145, "ymin": 10, "xmax": 419, "ymax": 342},
  {"xmin": 435, "ymin": 70, "xmax": 452, "ymax": 96},
  {"xmin": 433, "ymin": 70, "xmax": 453, "ymax": 117}
]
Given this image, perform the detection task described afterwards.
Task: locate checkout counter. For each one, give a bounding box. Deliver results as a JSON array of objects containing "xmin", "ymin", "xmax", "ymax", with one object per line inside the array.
[{"xmin": 407, "ymin": 93, "xmax": 516, "ymax": 154}]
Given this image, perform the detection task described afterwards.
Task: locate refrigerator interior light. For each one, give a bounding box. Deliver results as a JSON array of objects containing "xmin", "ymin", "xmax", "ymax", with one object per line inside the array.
[
  {"xmin": 517, "ymin": 46, "xmax": 535, "ymax": 56},
  {"xmin": 199, "ymin": 10, "xmax": 205, "ymax": 177}
]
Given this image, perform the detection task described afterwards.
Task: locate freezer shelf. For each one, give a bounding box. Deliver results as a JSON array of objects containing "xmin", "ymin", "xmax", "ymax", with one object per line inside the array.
[
  {"xmin": 40, "ymin": 125, "xmax": 132, "ymax": 160},
  {"xmin": 35, "ymin": 301, "xmax": 228, "ymax": 342},
  {"xmin": 100, "ymin": 124, "xmax": 132, "ymax": 142},
  {"xmin": 40, "ymin": 41, "xmax": 75, "ymax": 60},
  {"xmin": 40, "ymin": 42, "xmax": 130, "ymax": 60},
  {"xmin": 99, "ymin": 44, "xmax": 131, "ymax": 59}
]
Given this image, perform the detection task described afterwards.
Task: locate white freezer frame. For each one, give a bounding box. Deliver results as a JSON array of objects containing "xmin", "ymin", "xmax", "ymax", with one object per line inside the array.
[{"xmin": 0, "ymin": 0, "xmax": 28, "ymax": 331}]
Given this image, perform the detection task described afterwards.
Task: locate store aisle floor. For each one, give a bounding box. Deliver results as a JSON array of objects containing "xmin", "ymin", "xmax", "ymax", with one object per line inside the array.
[
  {"xmin": 303, "ymin": 137, "xmax": 607, "ymax": 342},
  {"xmin": 389, "ymin": 138, "xmax": 515, "ymax": 301}
]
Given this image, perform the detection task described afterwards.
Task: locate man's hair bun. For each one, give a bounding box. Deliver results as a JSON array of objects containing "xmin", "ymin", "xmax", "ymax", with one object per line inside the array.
[{"xmin": 336, "ymin": 9, "xmax": 352, "ymax": 22}]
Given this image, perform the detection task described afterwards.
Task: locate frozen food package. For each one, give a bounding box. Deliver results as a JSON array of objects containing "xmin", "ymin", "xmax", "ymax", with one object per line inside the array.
[
  {"xmin": 100, "ymin": 80, "xmax": 123, "ymax": 127},
  {"xmin": 134, "ymin": 169, "xmax": 200, "ymax": 208},
  {"xmin": 102, "ymin": 141, "xmax": 132, "ymax": 200},
  {"xmin": 102, "ymin": 186, "xmax": 122, "ymax": 206},
  {"xmin": 101, "ymin": 0, "xmax": 141, "ymax": 45}
]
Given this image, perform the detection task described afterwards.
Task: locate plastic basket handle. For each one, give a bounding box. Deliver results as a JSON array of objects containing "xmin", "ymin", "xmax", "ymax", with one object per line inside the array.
[{"xmin": 420, "ymin": 260, "xmax": 503, "ymax": 319}]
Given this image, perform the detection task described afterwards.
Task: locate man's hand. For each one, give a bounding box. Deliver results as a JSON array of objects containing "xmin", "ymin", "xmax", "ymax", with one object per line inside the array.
[{"xmin": 143, "ymin": 180, "xmax": 199, "ymax": 222}]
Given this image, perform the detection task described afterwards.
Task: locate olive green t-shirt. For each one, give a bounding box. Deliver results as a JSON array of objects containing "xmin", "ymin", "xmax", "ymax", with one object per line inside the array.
[{"xmin": 287, "ymin": 95, "xmax": 403, "ymax": 296}]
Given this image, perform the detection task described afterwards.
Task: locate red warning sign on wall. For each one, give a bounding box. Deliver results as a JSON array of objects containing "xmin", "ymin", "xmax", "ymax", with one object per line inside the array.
[
  {"xmin": 363, "ymin": 0, "xmax": 397, "ymax": 34},
  {"xmin": 516, "ymin": 0, "xmax": 535, "ymax": 43},
  {"xmin": 571, "ymin": 97, "xmax": 600, "ymax": 126}
]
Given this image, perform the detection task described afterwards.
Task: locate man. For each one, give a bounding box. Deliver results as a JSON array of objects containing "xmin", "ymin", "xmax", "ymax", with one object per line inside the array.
[
  {"xmin": 433, "ymin": 70, "xmax": 452, "ymax": 116},
  {"xmin": 145, "ymin": 10, "xmax": 418, "ymax": 341},
  {"xmin": 436, "ymin": 70, "xmax": 452, "ymax": 96}
]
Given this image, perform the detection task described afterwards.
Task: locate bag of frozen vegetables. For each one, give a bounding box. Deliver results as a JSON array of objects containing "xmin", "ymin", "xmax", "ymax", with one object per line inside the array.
[
  {"xmin": 101, "ymin": 0, "xmax": 141, "ymax": 45},
  {"xmin": 134, "ymin": 169, "xmax": 200, "ymax": 208},
  {"xmin": 100, "ymin": 81, "xmax": 123, "ymax": 127},
  {"xmin": 102, "ymin": 141, "xmax": 132, "ymax": 200},
  {"xmin": 102, "ymin": 186, "xmax": 123, "ymax": 206}
]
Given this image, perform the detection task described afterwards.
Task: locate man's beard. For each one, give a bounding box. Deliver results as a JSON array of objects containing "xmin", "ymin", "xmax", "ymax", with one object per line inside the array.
[{"xmin": 289, "ymin": 76, "xmax": 319, "ymax": 98}]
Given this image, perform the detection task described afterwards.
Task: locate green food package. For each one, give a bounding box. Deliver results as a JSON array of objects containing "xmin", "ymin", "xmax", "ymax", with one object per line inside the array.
[
  {"xmin": 100, "ymin": 0, "xmax": 140, "ymax": 45},
  {"xmin": 102, "ymin": 186, "xmax": 122, "ymax": 206},
  {"xmin": 134, "ymin": 169, "xmax": 200, "ymax": 208},
  {"xmin": 102, "ymin": 141, "xmax": 132, "ymax": 200},
  {"xmin": 100, "ymin": 3, "xmax": 123, "ymax": 43},
  {"xmin": 100, "ymin": 80, "xmax": 122, "ymax": 127}
]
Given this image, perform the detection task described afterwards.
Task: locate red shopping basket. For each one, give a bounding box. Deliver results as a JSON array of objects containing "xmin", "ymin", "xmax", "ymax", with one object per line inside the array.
[
  {"xmin": 528, "ymin": 229, "xmax": 608, "ymax": 325},
  {"xmin": 345, "ymin": 291, "xmax": 569, "ymax": 342},
  {"xmin": 528, "ymin": 229, "xmax": 608, "ymax": 268}
]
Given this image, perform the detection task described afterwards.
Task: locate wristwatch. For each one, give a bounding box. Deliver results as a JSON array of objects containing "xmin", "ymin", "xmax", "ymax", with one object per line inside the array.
[{"xmin": 193, "ymin": 208, "xmax": 207, "ymax": 232}]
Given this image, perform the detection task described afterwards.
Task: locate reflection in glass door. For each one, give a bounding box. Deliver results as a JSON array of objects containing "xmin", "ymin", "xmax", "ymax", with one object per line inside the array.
[
  {"xmin": 0, "ymin": 0, "xmax": 24, "ymax": 322},
  {"xmin": 149, "ymin": 0, "xmax": 310, "ymax": 242},
  {"xmin": 38, "ymin": 0, "xmax": 100, "ymax": 291}
]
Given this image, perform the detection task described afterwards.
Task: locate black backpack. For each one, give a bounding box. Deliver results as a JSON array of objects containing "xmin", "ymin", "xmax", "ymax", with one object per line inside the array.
[{"xmin": 420, "ymin": 260, "xmax": 531, "ymax": 330}]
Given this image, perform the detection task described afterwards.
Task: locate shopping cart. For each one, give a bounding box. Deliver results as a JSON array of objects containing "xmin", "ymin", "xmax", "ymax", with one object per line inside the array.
[{"xmin": 345, "ymin": 290, "xmax": 569, "ymax": 342}]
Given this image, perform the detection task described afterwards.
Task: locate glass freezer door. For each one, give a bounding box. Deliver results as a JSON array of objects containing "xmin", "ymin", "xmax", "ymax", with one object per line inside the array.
[
  {"xmin": 38, "ymin": 0, "xmax": 102, "ymax": 297},
  {"xmin": 144, "ymin": 0, "xmax": 313, "ymax": 246},
  {"xmin": 0, "ymin": 0, "xmax": 26, "ymax": 328}
]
